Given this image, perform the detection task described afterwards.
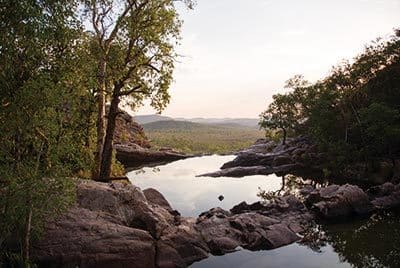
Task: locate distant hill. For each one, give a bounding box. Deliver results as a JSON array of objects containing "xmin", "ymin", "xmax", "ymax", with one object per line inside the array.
[
  {"xmin": 142, "ymin": 120, "xmax": 206, "ymax": 131},
  {"xmin": 133, "ymin": 114, "xmax": 172, "ymax": 124},
  {"xmin": 142, "ymin": 119, "xmax": 257, "ymax": 131},
  {"xmin": 135, "ymin": 114, "xmax": 260, "ymax": 129},
  {"xmin": 181, "ymin": 118, "xmax": 260, "ymax": 128},
  {"xmin": 142, "ymin": 119, "xmax": 264, "ymax": 154}
]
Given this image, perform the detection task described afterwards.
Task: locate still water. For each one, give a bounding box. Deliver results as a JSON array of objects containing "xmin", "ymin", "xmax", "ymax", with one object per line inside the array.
[{"xmin": 126, "ymin": 155, "xmax": 400, "ymax": 268}]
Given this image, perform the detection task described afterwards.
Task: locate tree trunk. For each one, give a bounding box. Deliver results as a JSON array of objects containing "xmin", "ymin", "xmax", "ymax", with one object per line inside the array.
[
  {"xmin": 99, "ymin": 93, "xmax": 120, "ymax": 181},
  {"xmin": 282, "ymin": 128, "xmax": 287, "ymax": 145},
  {"xmin": 23, "ymin": 202, "xmax": 33, "ymax": 262},
  {"xmin": 93, "ymin": 57, "xmax": 107, "ymax": 181}
]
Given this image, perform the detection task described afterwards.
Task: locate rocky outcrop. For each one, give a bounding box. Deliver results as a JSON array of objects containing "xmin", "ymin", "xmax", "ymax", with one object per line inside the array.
[
  {"xmin": 305, "ymin": 184, "xmax": 374, "ymax": 219},
  {"xmin": 115, "ymin": 144, "xmax": 190, "ymax": 168},
  {"xmin": 32, "ymin": 180, "xmax": 208, "ymax": 268},
  {"xmin": 198, "ymin": 136, "xmax": 322, "ymax": 178},
  {"xmin": 196, "ymin": 194, "xmax": 313, "ymax": 254},
  {"xmin": 112, "ymin": 108, "xmax": 189, "ymax": 168},
  {"xmin": 114, "ymin": 108, "xmax": 151, "ymax": 149},
  {"xmin": 31, "ymin": 180, "xmax": 400, "ymax": 267},
  {"xmin": 199, "ymin": 137, "xmax": 400, "ymax": 186}
]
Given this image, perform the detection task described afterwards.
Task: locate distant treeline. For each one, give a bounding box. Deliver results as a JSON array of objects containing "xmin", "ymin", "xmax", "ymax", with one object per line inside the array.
[{"xmin": 143, "ymin": 120, "xmax": 264, "ymax": 154}]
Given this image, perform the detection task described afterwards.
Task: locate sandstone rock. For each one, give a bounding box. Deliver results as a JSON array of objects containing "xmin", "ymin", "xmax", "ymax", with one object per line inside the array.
[
  {"xmin": 32, "ymin": 181, "xmax": 213, "ymax": 268},
  {"xmin": 198, "ymin": 166, "xmax": 273, "ymax": 178},
  {"xmin": 115, "ymin": 144, "xmax": 189, "ymax": 168},
  {"xmin": 273, "ymin": 154, "xmax": 293, "ymax": 166},
  {"xmin": 32, "ymin": 207, "xmax": 156, "ymax": 268},
  {"xmin": 77, "ymin": 181, "xmax": 174, "ymax": 238},
  {"xmin": 306, "ymin": 184, "xmax": 374, "ymax": 219},
  {"xmin": 196, "ymin": 210, "xmax": 301, "ymax": 254},
  {"xmin": 144, "ymin": 188, "xmax": 173, "ymax": 211},
  {"xmin": 113, "ymin": 107, "xmax": 151, "ymax": 149},
  {"xmin": 157, "ymin": 218, "xmax": 209, "ymax": 267}
]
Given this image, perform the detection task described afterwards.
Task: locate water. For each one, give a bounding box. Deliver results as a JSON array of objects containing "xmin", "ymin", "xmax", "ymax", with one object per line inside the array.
[
  {"xmin": 127, "ymin": 155, "xmax": 282, "ymax": 216},
  {"xmin": 126, "ymin": 155, "xmax": 400, "ymax": 268}
]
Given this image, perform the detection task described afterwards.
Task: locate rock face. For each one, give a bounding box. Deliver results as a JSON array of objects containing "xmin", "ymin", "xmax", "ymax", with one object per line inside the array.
[
  {"xmin": 201, "ymin": 137, "xmax": 400, "ymax": 186},
  {"xmin": 112, "ymin": 108, "xmax": 189, "ymax": 168},
  {"xmin": 198, "ymin": 136, "xmax": 322, "ymax": 178},
  {"xmin": 115, "ymin": 144, "xmax": 189, "ymax": 168},
  {"xmin": 196, "ymin": 195, "xmax": 313, "ymax": 255},
  {"xmin": 32, "ymin": 180, "xmax": 209, "ymax": 268},
  {"xmin": 114, "ymin": 108, "xmax": 151, "ymax": 149},
  {"xmin": 305, "ymin": 184, "xmax": 374, "ymax": 219}
]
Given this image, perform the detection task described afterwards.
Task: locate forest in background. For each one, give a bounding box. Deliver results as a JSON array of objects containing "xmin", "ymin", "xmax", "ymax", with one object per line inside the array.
[{"xmin": 143, "ymin": 120, "xmax": 264, "ymax": 154}]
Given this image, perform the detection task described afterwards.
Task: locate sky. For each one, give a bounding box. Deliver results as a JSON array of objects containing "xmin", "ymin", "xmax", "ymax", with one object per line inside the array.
[{"xmin": 136, "ymin": 0, "xmax": 400, "ymax": 118}]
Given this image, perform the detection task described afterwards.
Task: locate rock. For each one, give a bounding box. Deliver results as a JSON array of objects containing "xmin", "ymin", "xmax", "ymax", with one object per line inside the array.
[
  {"xmin": 306, "ymin": 184, "xmax": 374, "ymax": 219},
  {"xmin": 115, "ymin": 144, "xmax": 189, "ymax": 168},
  {"xmin": 230, "ymin": 201, "xmax": 266, "ymax": 214},
  {"xmin": 195, "ymin": 195, "xmax": 313, "ymax": 254},
  {"xmin": 157, "ymin": 218, "xmax": 209, "ymax": 267},
  {"xmin": 218, "ymin": 195, "xmax": 224, "ymax": 201},
  {"xmin": 198, "ymin": 166, "xmax": 273, "ymax": 178},
  {"xmin": 32, "ymin": 207, "xmax": 156, "ymax": 268},
  {"xmin": 204, "ymin": 136, "xmax": 323, "ymax": 178},
  {"xmin": 32, "ymin": 180, "xmax": 205, "ymax": 267},
  {"xmin": 369, "ymin": 182, "xmax": 400, "ymax": 210},
  {"xmin": 273, "ymin": 154, "xmax": 293, "ymax": 166},
  {"xmin": 196, "ymin": 210, "xmax": 301, "ymax": 253},
  {"xmin": 32, "ymin": 178, "xmax": 400, "ymax": 267},
  {"xmin": 77, "ymin": 181, "xmax": 175, "ymax": 238},
  {"xmin": 113, "ymin": 107, "xmax": 151, "ymax": 149},
  {"xmin": 144, "ymin": 188, "xmax": 173, "ymax": 211}
]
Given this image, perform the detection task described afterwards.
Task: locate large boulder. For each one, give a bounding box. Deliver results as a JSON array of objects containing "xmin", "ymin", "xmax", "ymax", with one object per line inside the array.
[
  {"xmin": 33, "ymin": 207, "xmax": 156, "ymax": 268},
  {"xmin": 306, "ymin": 184, "xmax": 374, "ymax": 219},
  {"xmin": 32, "ymin": 181, "xmax": 209, "ymax": 267},
  {"xmin": 195, "ymin": 195, "xmax": 313, "ymax": 255},
  {"xmin": 156, "ymin": 218, "xmax": 209, "ymax": 267},
  {"xmin": 368, "ymin": 182, "xmax": 400, "ymax": 210}
]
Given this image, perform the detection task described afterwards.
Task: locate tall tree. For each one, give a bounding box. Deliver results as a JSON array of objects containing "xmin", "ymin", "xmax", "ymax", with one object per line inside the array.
[{"xmin": 84, "ymin": 0, "xmax": 194, "ymax": 181}]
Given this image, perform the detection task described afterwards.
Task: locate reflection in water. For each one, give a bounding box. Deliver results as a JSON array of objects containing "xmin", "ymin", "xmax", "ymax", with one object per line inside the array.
[
  {"xmin": 322, "ymin": 210, "xmax": 400, "ymax": 268},
  {"xmin": 127, "ymin": 155, "xmax": 282, "ymax": 216},
  {"xmin": 127, "ymin": 155, "xmax": 400, "ymax": 268}
]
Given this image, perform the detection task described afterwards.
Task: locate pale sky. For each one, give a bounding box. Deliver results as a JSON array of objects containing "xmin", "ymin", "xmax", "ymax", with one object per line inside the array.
[{"xmin": 136, "ymin": 0, "xmax": 400, "ymax": 118}]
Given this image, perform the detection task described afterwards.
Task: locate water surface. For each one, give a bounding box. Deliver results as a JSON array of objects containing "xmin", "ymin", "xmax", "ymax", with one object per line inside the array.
[
  {"xmin": 127, "ymin": 155, "xmax": 282, "ymax": 216},
  {"xmin": 126, "ymin": 155, "xmax": 400, "ymax": 268}
]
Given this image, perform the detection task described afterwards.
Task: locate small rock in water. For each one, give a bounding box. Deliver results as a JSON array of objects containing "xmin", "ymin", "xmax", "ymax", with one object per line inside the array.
[{"xmin": 218, "ymin": 195, "xmax": 224, "ymax": 201}]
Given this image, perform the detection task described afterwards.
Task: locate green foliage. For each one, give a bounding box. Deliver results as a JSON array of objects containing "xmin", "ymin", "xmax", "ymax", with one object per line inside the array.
[
  {"xmin": 260, "ymin": 30, "xmax": 400, "ymax": 172},
  {"xmin": 0, "ymin": 0, "xmax": 93, "ymax": 261}
]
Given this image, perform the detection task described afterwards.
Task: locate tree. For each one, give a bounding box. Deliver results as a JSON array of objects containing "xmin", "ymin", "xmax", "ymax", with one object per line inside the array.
[
  {"xmin": 84, "ymin": 0, "xmax": 194, "ymax": 181},
  {"xmin": 260, "ymin": 29, "xmax": 400, "ymax": 176},
  {"xmin": 259, "ymin": 93, "xmax": 298, "ymax": 145},
  {"xmin": 0, "ymin": 0, "xmax": 89, "ymax": 261}
]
